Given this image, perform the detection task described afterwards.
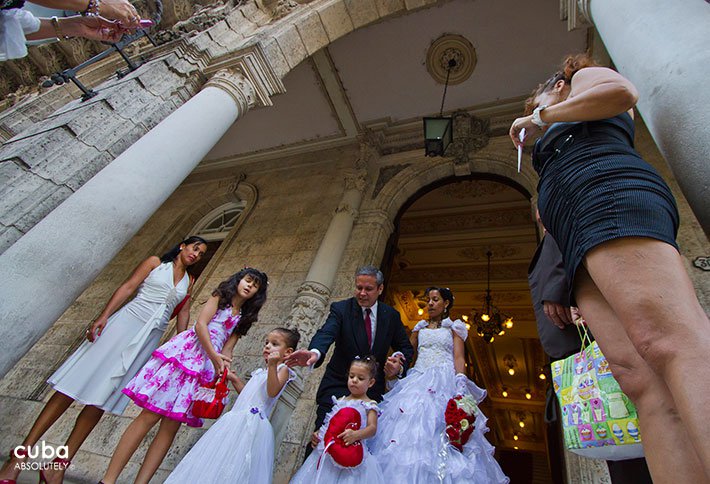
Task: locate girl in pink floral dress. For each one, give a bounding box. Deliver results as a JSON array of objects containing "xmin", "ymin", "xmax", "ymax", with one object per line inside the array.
[{"xmin": 101, "ymin": 267, "xmax": 268, "ymax": 484}]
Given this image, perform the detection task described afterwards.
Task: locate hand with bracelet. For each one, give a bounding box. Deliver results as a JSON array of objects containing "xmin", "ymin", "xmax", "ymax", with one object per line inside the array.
[
  {"xmin": 25, "ymin": 15, "xmax": 126, "ymax": 43},
  {"xmin": 28, "ymin": 0, "xmax": 143, "ymax": 28}
]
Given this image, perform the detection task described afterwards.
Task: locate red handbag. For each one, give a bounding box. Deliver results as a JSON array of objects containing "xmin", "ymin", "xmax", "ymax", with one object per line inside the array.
[{"xmin": 191, "ymin": 368, "xmax": 230, "ymax": 419}]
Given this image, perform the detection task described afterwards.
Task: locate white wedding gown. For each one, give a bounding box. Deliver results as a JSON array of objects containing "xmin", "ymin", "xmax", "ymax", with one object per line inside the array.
[{"xmin": 369, "ymin": 318, "xmax": 509, "ymax": 483}]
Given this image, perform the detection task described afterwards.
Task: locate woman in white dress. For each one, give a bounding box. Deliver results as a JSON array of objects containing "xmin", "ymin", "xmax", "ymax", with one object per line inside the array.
[
  {"xmin": 0, "ymin": 236, "xmax": 207, "ymax": 484},
  {"xmin": 370, "ymin": 287, "xmax": 509, "ymax": 484}
]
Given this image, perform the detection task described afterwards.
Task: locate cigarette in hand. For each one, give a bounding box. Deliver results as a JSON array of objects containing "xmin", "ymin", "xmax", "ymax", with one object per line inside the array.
[{"xmin": 517, "ymin": 128, "xmax": 526, "ymax": 173}]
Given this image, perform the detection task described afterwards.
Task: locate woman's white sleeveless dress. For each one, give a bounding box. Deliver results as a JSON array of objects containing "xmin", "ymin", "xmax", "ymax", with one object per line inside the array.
[{"xmin": 47, "ymin": 262, "xmax": 188, "ymax": 414}]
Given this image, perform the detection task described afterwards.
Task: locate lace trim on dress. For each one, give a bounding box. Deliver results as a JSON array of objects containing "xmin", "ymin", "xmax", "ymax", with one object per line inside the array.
[{"xmin": 361, "ymin": 399, "xmax": 381, "ymax": 416}]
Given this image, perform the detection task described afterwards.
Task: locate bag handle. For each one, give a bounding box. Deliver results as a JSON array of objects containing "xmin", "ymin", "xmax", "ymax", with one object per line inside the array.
[
  {"xmin": 214, "ymin": 368, "xmax": 230, "ymax": 399},
  {"xmin": 575, "ymin": 321, "xmax": 593, "ymax": 351}
]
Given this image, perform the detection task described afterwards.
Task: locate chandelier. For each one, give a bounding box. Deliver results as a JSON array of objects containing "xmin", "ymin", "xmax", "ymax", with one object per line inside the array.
[{"xmin": 472, "ymin": 251, "xmax": 513, "ymax": 343}]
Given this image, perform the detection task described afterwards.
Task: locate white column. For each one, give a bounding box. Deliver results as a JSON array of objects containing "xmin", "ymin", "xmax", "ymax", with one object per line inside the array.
[
  {"xmin": 275, "ymin": 164, "xmax": 368, "ymax": 482},
  {"xmin": 0, "ymin": 69, "xmax": 259, "ymax": 377},
  {"xmin": 585, "ymin": 0, "xmax": 710, "ymax": 234},
  {"xmin": 305, "ymin": 171, "xmax": 367, "ymax": 286},
  {"xmin": 285, "ymin": 168, "xmax": 368, "ymax": 339}
]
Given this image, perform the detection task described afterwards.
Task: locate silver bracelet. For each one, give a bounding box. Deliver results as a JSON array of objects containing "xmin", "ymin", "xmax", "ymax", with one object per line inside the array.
[{"xmin": 531, "ymin": 104, "xmax": 549, "ymax": 127}]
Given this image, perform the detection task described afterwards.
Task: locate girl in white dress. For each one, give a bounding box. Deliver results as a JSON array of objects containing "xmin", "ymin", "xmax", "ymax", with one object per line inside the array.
[
  {"xmin": 370, "ymin": 287, "xmax": 509, "ymax": 484},
  {"xmin": 291, "ymin": 356, "xmax": 385, "ymax": 484},
  {"xmin": 165, "ymin": 327, "xmax": 299, "ymax": 484},
  {"xmin": 0, "ymin": 236, "xmax": 207, "ymax": 484}
]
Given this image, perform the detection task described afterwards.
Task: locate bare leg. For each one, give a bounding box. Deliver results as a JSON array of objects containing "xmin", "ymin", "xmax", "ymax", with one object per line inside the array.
[
  {"xmin": 42, "ymin": 405, "xmax": 105, "ymax": 484},
  {"xmin": 582, "ymin": 238, "xmax": 710, "ymax": 476},
  {"xmin": 0, "ymin": 392, "xmax": 74, "ymax": 480},
  {"xmin": 575, "ymin": 265, "xmax": 707, "ymax": 483},
  {"xmin": 101, "ymin": 410, "xmax": 161, "ymax": 484},
  {"xmin": 134, "ymin": 418, "xmax": 181, "ymax": 484}
]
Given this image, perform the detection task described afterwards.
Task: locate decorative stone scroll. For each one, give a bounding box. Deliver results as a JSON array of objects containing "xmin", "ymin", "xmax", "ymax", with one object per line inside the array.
[
  {"xmin": 285, "ymin": 281, "xmax": 331, "ymax": 344},
  {"xmin": 447, "ymin": 111, "xmax": 490, "ymax": 171}
]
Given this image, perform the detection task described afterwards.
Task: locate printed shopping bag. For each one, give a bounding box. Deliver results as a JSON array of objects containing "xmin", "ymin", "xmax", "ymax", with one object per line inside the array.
[{"xmin": 551, "ymin": 325, "xmax": 644, "ymax": 460}]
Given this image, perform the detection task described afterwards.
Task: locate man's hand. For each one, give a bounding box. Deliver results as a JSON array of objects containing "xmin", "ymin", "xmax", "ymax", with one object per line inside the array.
[
  {"xmin": 543, "ymin": 300, "xmax": 573, "ymax": 329},
  {"xmin": 384, "ymin": 354, "xmax": 404, "ymax": 378},
  {"xmin": 284, "ymin": 349, "xmax": 318, "ymax": 368},
  {"xmin": 571, "ymin": 307, "xmax": 586, "ymax": 326}
]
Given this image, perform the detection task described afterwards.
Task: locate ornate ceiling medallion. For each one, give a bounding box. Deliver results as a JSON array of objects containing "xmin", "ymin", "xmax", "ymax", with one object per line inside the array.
[{"xmin": 426, "ymin": 34, "xmax": 476, "ymax": 85}]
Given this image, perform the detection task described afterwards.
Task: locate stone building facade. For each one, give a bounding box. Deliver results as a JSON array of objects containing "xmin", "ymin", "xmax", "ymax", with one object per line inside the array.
[{"xmin": 0, "ymin": 0, "xmax": 708, "ymax": 482}]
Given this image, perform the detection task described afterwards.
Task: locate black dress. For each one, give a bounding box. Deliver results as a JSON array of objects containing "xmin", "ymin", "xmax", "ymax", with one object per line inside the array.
[
  {"xmin": 1, "ymin": 0, "xmax": 25, "ymax": 9},
  {"xmin": 532, "ymin": 112, "xmax": 679, "ymax": 301}
]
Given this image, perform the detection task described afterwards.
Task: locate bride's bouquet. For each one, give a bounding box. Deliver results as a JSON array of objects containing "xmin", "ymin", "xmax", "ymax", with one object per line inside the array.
[{"xmin": 444, "ymin": 394, "xmax": 479, "ymax": 451}]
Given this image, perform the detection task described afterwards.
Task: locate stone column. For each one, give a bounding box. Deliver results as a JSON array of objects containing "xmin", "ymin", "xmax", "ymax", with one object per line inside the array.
[
  {"xmin": 576, "ymin": 0, "xmax": 710, "ymax": 234},
  {"xmin": 0, "ymin": 66, "xmax": 278, "ymax": 377},
  {"xmin": 287, "ymin": 167, "xmax": 368, "ymax": 342},
  {"xmin": 273, "ymin": 165, "xmax": 367, "ymax": 483}
]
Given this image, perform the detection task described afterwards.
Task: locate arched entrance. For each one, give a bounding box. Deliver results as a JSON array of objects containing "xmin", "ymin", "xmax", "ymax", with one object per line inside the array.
[{"xmin": 381, "ymin": 175, "xmax": 560, "ymax": 482}]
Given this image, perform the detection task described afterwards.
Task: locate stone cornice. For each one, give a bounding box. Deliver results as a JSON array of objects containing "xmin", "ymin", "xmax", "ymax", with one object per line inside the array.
[{"xmin": 204, "ymin": 43, "xmax": 287, "ymax": 108}]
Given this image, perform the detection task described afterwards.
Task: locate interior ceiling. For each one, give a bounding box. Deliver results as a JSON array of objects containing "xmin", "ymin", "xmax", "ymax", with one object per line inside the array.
[
  {"xmin": 200, "ymin": 0, "xmax": 589, "ymax": 462},
  {"xmin": 204, "ymin": 0, "xmax": 587, "ymax": 161}
]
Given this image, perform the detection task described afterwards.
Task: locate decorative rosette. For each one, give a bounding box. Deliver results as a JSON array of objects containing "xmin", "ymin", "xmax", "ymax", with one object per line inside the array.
[{"xmin": 444, "ymin": 394, "xmax": 479, "ymax": 451}]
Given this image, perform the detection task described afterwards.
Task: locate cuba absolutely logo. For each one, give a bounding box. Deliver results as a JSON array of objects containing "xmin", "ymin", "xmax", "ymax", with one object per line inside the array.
[{"xmin": 13, "ymin": 442, "xmax": 70, "ymax": 471}]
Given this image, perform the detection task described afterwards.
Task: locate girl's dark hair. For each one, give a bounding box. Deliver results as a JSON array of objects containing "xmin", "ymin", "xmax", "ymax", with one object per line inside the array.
[
  {"xmin": 160, "ymin": 236, "xmax": 208, "ymax": 263},
  {"xmin": 524, "ymin": 53, "xmax": 599, "ymax": 115},
  {"xmin": 425, "ymin": 286, "xmax": 455, "ymax": 317},
  {"xmin": 351, "ymin": 355, "xmax": 378, "ymax": 379},
  {"xmin": 213, "ymin": 267, "xmax": 268, "ymax": 336},
  {"xmin": 272, "ymin": 327, "xmax": 300, "ymax": 350}
]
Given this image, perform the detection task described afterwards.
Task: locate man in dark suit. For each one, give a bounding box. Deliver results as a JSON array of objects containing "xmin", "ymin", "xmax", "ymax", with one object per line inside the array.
[
  {"xmin": 528, "ymin": 233, "xmax": 581, "ymax": 360},
  {"xmin": 286, "ymin": 265, "xmax": 414, "ymax": 431},
  {"xmin": 530, "ymin": 232, "xmax": 652, "ymax": 484}
]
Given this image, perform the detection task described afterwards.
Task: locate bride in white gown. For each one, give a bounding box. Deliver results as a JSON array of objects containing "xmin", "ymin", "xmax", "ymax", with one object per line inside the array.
[{"xmin": 370, "ymin": 287, "xmax": 509, "ymax": 484}]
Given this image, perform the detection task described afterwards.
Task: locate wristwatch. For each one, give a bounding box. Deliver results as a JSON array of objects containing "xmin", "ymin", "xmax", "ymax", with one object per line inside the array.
[{"xmin": 531, "ymin": 104, "xmax": 549, "ymax": 127}]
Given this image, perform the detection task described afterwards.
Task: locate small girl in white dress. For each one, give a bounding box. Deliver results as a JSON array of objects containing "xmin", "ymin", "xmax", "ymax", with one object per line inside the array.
[
  {"xmin": 165, "ymin": 327, "xmax": 300, "ymax": 484},
  {"xmin": 291, "ymin": 356, "xmax": 385, "ymax": 484}
]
